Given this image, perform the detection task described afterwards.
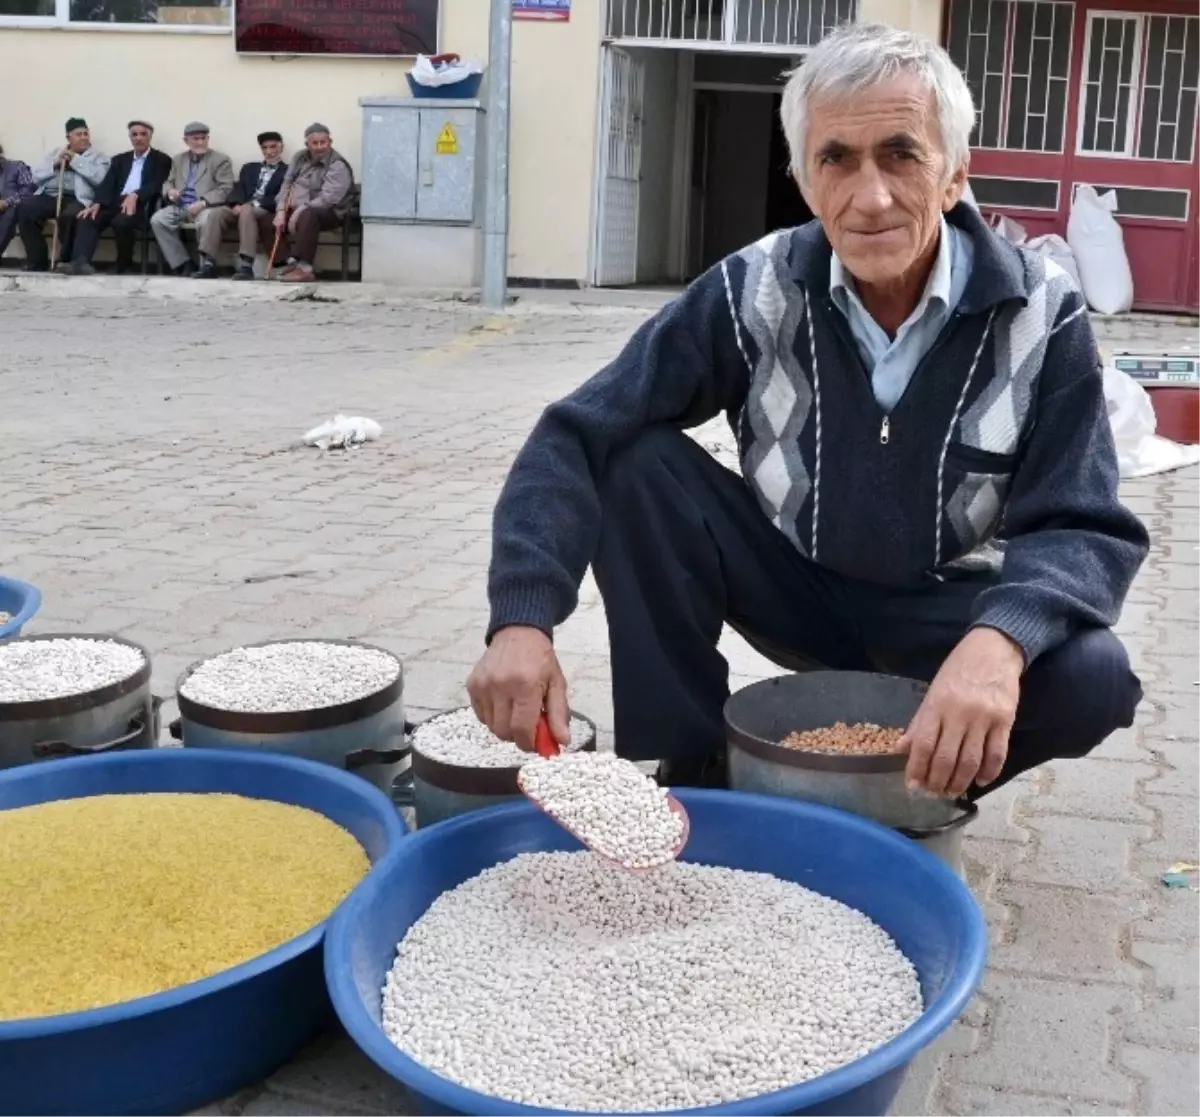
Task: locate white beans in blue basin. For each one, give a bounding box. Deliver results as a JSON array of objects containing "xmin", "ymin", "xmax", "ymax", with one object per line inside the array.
[
  {"xmin": 179, "ymin": 642, "xmax": 399, "ymax": 713},
  {"xmin": 0, "ymin": 638, "xmax": 145, "ymax": 703},
  {"xmin": 382, "ymin": 851, "xmax": 923, "ymax": 1112}
]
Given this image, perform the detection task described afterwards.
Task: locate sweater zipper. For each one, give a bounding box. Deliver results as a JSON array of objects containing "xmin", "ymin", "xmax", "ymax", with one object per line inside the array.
[{"xmin": 879, "ymin": 416, "xmax": 890, "ymax": 445}]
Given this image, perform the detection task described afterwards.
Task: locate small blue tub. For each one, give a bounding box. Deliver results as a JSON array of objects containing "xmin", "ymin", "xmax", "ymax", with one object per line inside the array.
[
  {"xmin": 0, "ymin": 748, "xmax": 408, "ymax": 1117},
  {"xmin": 325, "ymin": 789, "xmax": 987, "ymax": 1116},
  {"xmin": 0, "ymin": 576, "xmax": 42, "ymax": 641},
  {"xmin": 406, "ymin": 72, "xmax": 483, "ymax": 99}
]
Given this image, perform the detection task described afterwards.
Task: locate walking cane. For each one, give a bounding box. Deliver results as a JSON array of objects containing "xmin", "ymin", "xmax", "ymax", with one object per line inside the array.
[
  {"xmin": 49, "ymin": 159, "xmax": 66, "ymax": 269},
  {"xmin": 266, "ymin": 186, "xmax": 291, "ymax": 278}
]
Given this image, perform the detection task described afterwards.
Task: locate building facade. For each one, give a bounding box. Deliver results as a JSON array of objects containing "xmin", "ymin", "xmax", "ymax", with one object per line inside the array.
[{"xmin": 0, "ymin": 0, "xmax": 1194, "ymax": 309}]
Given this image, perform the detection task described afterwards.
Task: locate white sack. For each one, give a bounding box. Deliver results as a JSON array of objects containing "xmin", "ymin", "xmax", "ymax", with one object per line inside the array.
[
  {"xmin": 410, "ymin": 54, "xmax": 484, "ymax": 87},
  {"xmin": 991, "ymin": 213, "xmax": 1028, "ymax": 246},
  {"xmin": 1025, "ymin": 233, "xmax": 1081, "ymax": 287},
  {"xmin": 1068, "ymin": 186, "xmax": 1134, "ymax": 315}
]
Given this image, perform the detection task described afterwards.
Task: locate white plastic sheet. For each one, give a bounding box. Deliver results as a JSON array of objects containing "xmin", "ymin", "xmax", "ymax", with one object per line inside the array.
[
  {"xmin": 410, "ymin": 54, "xmax": 484, "ymax": 88},
  {"xmin": 1102, "ymin": 364, "xmax": 1200, "ymax": 478},
  {"xmin": 1068, "ymin": 186, "xmax": 1134, "ymax": 315},
  {"xmin": 1025, "ymin": 233, "xmax": 1081, "ymax": 287}
]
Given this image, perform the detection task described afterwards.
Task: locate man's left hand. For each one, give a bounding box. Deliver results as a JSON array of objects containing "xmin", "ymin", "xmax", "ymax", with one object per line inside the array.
[
  {"xmin": 186, "ymin": 201, "xmax": 206, "ymax": 218},
  {"xmin": 900, "ymin": 627, "xmax": 1024, "ymax": 798},
  {"xmin": 121, "ymin": 193, "xmax": 138, "ymax": 216}
]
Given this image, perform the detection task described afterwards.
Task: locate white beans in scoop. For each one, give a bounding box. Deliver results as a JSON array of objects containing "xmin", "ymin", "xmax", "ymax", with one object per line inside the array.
[
  {"xmin": 179, "ymin": 642, "xmax": 399, "ymax": 713},
  {"xmin": 383, "ymin": 851, "xmax": 923, "ymax": 1112},
  {"xmin": 411, "ymin": 707, "xmax": 591, "ymax": 768},
  {"xmin": 519, "ymin": 752, "xmax": 685, "ymax": 869},
  {"xmin": 0, "ymin": 638, "xmax": 145, "ymax": 703}
]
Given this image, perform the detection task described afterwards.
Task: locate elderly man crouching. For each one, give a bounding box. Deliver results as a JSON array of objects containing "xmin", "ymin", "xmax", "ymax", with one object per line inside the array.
[
  {"xmin": 467, "ymin": 24, "xmax": 1149, "ymax": 802},
  {"xmin": 272, "ymin": 123, "xmax": 353, "ymax": 283}
]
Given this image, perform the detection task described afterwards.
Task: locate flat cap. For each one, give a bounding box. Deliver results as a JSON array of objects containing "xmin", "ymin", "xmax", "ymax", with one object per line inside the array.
[
  {"xmin": 65, "ymin": 117, "xmax": 87, "ymax": 134},
  {"xmin": 257, "ymin": 130, "xmax": 283, "ymax": 145},
  {"xmin": 304, "ymin": 122, "xmax": 331, "ymax": 137},
  {"xmin": 183, "ymin": 121, "xmax": 209, "ymax": 136}
]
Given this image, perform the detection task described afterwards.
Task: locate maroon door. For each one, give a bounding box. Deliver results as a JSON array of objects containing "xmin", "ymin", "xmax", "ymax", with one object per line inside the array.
[{"xmin": 946, "ymin": 0, "xmax": 1199, "ymax": 312}]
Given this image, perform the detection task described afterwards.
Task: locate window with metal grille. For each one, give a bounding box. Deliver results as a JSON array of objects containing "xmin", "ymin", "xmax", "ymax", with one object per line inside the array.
[
  {"xmin": 946, "ymin": 0, "xmax": 1074, "ymax": 152},
  {"xmin": 604, "ymin": 0, "xmax": 854, "ymax": 48},
  {"xmin": 1078, "ymin": 12, "xmax": 1198, "ymax": 162}
]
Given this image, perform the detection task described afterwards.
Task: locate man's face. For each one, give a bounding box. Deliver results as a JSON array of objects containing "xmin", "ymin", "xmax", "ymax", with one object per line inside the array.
[
  {"xmin": 185, "ymin": 132, "xmax": 210, "ymax": 155},
  {"xmin": 129, "ymin": 125, "xmax": 152, "ymax": 154},
  {"xmin": 260, "ymin": 139, "xmax": 283, "ymax": 163},
  {"xmin": 67, "ymin": 127, "xmax": 91, "ymax": 154},
  {"xmin": 799, "ymin": 74, "xmax": 966, "ymax": 287},
  {"xmin": 306, "ymin": 132, "xmax": 332, "ymax": 160}
]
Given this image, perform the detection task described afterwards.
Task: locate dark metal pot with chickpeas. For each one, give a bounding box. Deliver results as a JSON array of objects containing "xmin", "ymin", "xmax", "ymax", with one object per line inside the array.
[{"xmin": 723, "ymin": 671, "xmax": 977, "ymax": 874}]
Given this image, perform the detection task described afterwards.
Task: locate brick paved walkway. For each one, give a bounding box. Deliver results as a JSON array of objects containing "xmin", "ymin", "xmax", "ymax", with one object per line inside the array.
[{"xmin": 1, "ymin": 281, "xmax": 1195, "ymax": 1116}]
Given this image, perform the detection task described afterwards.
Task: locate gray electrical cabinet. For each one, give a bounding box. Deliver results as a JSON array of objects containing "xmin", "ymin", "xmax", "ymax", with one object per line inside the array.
[{"xmin": 359, "ymin": 96, "xmax": 486, "ymax": 286}]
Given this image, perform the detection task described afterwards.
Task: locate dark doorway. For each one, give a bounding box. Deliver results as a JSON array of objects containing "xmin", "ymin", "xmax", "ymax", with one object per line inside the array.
[{"xmin": 765, "ymin": 94, "xmax": 813, "ymax": 233}]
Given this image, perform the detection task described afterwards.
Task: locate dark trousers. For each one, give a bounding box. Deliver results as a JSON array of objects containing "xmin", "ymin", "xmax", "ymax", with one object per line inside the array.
[
  {"xmin": 592, "ymin": 428, "xmax": 1142, "ymax": 797},
  {"xmin": 286, "ymin": 206, "xmax": 340, "ymax": 266},
  {"xmin": 0, "ymin": 205, "xmax": 18, "ymax": 260},
  {"xmin": 72, "ymin": 201, "xmax": 151, "ymax": 269},
  {"xmin": 18, "ymin": 193, "xmax": 83, "ymax": 270}
]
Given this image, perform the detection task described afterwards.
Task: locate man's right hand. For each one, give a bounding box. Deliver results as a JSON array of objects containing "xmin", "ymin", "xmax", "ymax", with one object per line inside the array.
[
  {"xmin": 120, "ymin": 194, "xmax": 138, "ymax": 216},
  {"xmin": 79, "ymin": 204, "xmax": 100, "ymax": 220},
  {"xmin": 166, "ymin": 189, "xmax": 180, "ymax": 203},
  {"xmin": 231, "ymin": 204, "xmax": 243, "ymax": 216},
  {"xmin": 467, "ymin": 626, "xmax": 570, "ymax": 754}
]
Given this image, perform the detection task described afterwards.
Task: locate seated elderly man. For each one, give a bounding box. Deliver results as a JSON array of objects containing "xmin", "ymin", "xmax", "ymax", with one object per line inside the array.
[
  {"xmin": 197, "ymin": 130, "xmax": 288, "ymax": 280},
  {"xmin": 467, "ymin": 24, "xmax": 1149, "ymax": 801},
  {"xmin": 0, "ymin": 143, "xmax": 33, "ymax": 261},
  {"xmin": 71, "ymin": 120, "xmax": 172, "ymax": 276},
  {"xmin": 273, "ymin": 123, "xmax": 353, "ymax": 283},
  {"xmin": 151, "ymin": 122, "xmax": 234, "ymax": 277},
  {"xmin": 18, "ymin": 118, "xmax": 110, "ymax": 273}
]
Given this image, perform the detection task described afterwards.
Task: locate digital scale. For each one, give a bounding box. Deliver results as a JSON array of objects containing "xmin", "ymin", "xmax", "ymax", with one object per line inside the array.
[{"xmin": 1112, "ymin": 353, "xmax": 1199, "ymax": 387}]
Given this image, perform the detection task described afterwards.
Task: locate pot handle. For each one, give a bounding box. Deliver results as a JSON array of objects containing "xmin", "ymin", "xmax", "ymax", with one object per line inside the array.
[
  {"xmin": 344, "ymin": 723, "xmax": 413, "ymax": 773},
  {"xmin": 168, "ymin": 717, "xmax": 183, "ymax": 741},
  {"xmin": 895, "ymin": 798, "xmax": 978, "ymax": 840},
  {"xmin": 32, "ymin": 708, "xmax": 156, "ymax": 760}
]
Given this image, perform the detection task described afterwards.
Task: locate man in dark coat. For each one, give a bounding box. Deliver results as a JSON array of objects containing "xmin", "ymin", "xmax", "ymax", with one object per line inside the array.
[
  {"xmin": 71, "ymin": 120, "xmax": 171, "ymax": 275},
  {"xmin": 197, "ymin": 131, "xmax": 288, "ymax": 280},
  {"xmin": 0, "ymin": 144, "xmax": 34, "ymax": 261}
]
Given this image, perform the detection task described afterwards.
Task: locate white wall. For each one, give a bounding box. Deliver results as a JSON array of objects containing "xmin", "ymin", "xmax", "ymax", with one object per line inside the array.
[
  {"xmin": 633, "ymin": 47, "xmax": 679, "ymax": 283},
  {"xmin": 0, "ymin": 0, "xmax": 605, "ymax": 281}
]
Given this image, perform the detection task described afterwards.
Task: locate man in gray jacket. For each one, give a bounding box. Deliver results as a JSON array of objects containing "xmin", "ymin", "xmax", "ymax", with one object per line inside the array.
[
  {"xmin": 18, "ymin": 117, "xmax": 110, "ymax": 272},
  {"xmin": 150, "ymin": 121, "xmax": 234, "ymax": 277}
]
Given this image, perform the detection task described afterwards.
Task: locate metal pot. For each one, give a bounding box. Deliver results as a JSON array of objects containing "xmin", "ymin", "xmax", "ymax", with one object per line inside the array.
[
  {"xmin": 393, "ymin": 708, "xmax": 598, "ymax": 828},
  {"xmin": 171, "ymin": 639, "xmax": 409, "ymax": 795},
  {"xmin": 724, "ymin": 671, "xmax": 977, "ymax": 874},
  {"xmin": 0, "ymin": 633, "xmax": 160, "ymax": 770}
]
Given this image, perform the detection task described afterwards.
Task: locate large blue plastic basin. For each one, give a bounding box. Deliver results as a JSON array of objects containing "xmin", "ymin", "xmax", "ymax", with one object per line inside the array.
[
  {"xmin": 0, "ymin": 748, "xmax": 408, "ymax": 1116},
  {"xmin": 326, "ymin": 788, "xmax": 987, "ymax": 1116},
  {"xmin": 0, "ymin": 576, "xmax": 41, "ymax": 641}
]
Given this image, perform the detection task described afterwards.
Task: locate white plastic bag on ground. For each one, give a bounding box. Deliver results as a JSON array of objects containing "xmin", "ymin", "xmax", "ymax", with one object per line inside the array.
[
  {"xmin": 302, "ymin": 415, "xmax": 382, "ymax": 451},
  {"xmin": 1068, "ymin": 186, "xmax": 1134, "ymax": 315},
  {"xmin": 1025, "ymin": 233, "xmax": 1081, "ymax": 287},
  {"xmin": 410, "ymin": 53, "xmax": 484, "ymax": 88},
  {"xmin": 1102, "ymin": 363, "xmax": 1200, "ymax": 477}
]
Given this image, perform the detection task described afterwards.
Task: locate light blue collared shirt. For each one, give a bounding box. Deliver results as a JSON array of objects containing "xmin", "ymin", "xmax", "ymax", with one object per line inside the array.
[{"xmin": 830, "ymin": 218, "xmax": 974, "ymax": 413}]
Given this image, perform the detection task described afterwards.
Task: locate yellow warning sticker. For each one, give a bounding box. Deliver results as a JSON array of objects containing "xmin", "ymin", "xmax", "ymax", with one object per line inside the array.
[{"xmin": 435, "ymin": 123, "xmax": 458, "ymax": 155}]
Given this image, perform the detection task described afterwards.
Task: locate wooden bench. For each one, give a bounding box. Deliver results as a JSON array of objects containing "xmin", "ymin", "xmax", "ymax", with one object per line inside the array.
[{"xmin": 158, "ymin": 187, "xmax": 363, "ymax": 280}]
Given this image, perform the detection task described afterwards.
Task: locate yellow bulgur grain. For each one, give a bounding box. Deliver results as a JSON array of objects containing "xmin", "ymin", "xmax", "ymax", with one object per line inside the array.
[{"xmin": 0, "ymin": 792, "xmax": 369, "ymax": 1021}]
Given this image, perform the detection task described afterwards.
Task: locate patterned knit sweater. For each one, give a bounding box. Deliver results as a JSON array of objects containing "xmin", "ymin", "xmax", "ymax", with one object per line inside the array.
[{"xmin": 487, "ymin": 204, "xmax": 1149, "ymax": 665}]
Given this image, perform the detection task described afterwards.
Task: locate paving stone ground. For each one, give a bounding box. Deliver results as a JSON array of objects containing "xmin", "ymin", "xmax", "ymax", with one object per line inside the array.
[{"xmin": 1, "ymin": 279, "xmax": 1196, "ymax": 1116}]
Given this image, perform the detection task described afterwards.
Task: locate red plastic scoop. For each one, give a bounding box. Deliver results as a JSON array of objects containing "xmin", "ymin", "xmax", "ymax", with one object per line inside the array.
[{"xmin": 519, "ymin": 719, "xmax": 690, "ymax": 872}]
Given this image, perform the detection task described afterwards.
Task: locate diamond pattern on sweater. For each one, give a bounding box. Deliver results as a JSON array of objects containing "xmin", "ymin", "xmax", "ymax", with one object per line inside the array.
[
  {"xmin": 947, "ymin": 471, "xmax": 1010, "ymax": 555},
  {"xmin": 737, "ymin": 231, "xmax": 814, "ymax": 552}
]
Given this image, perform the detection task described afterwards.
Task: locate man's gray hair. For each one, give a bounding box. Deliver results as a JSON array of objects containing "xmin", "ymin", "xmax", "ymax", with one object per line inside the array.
[{"xmin": 781, "ymin": 23, "xmax": 976, "ymax": 186}]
